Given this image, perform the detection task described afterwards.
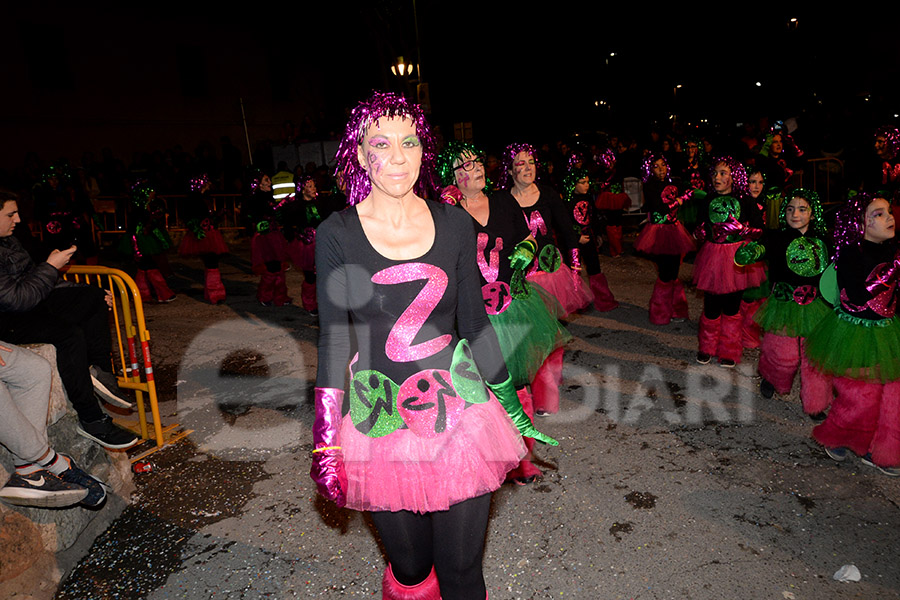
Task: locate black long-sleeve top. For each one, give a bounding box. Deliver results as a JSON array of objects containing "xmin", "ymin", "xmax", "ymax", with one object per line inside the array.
[
  {"xmin": 838, "ymin": 239, "xmax": 900, "ymax": 320},
  {"xmin": 315, "ymin": 200, "xmax": 511, "ymax": 390}
]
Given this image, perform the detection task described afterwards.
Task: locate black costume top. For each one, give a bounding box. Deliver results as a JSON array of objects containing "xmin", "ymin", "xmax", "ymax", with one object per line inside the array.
[{"xmin": 315, "ymin": 200, "xmax": 510, "ymax": 392}]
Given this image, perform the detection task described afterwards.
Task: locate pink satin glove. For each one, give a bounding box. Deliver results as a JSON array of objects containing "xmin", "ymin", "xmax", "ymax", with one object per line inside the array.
[{"xmin": 310, "ymin": 387, "xmax": 348, "ymax": 507}]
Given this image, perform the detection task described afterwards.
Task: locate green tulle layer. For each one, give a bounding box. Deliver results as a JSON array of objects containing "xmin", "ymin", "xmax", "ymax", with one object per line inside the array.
[
  {"xmin": 804, "ymin": 308, "xmax": 900, "ymax": 383},
  {"xmin": 754, "ymin": 296, "xmax": 830, "ymax": 338},
  {"xmin": 488, "ymin": 283, "xmax": 571, "ymax": 387}
]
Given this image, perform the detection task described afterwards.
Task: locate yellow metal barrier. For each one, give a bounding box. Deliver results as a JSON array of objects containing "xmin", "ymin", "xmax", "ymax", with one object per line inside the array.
[{"xmin": 62, "ymin": 266, "xmax": 190, "ymax": 460}]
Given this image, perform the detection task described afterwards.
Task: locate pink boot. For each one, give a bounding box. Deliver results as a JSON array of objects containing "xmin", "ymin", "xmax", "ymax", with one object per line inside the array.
[
  {"xmin": 301, "ymin": 281, "xmax": 317, "ymax": 313},
  {"xmin": 134, "ymin": 269, "xmax": 152, "ymax": 303},
  {"xmin": 606, "ymin": 225, "xmax": 623, "ymax": 257},
  {"xmin": 273, "ymin": 270, "xmax": 293, "ymax": 306},
  {"xmin": 672, "ymin": 280, "xmax": 689, "ymax": 320},
  {"xmin": 147, "ymin": 269, "xmax": 175, "ymax": 302},
  {"xmin": 648, "ymin": 279, "xmax": 673, "ymax": 325},
  {"xmin": 382, "ymin": 565, "xmax": 440, "ymax": 600},
  {"xmin": 589, "ymin": 273, "xmax": 618, "ymax": 311},
  {"xmin": 758, "ymin": 332, "xmax": 799, "ymax": 394},
  {"xmin": 717, "ymin": 313, "xmax": 744, "ymax": 365},
  {"xmin": 257, "ymin": 271, "xmax": 276, "ymax": 306},
  {"xmin": 204, "ymin": 268, "xmax": 226, "ymax": 304},
  {"xmin": 697, "ymin": 314, "xmax": 720, "ymax": 363},
  {"xmin": 740, "ymin": 299, "xmax": 763, "ymax": 349},
  {"xmin": 506, "ymin": 388, "xmax": 542, "ymax": 482},
  {"xmin": 532, "ymin": 348, "xmax": 564, "ymax": 415}
]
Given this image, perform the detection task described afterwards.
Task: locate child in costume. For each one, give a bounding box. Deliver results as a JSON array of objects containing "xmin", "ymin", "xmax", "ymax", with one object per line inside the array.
[
  {"xmin": 805, "ymin": 194, "xmax": 900, "ymax": 477},
  {"xmin": 438, "ymin": 141, "xmax": 570, "ymax": 482},
  {"xmin": 563, "ymin": 167, "xmax": 618, "ymax": 311},
  {"xmin": 283, "ymin": 176, "xmax": 323, "ymax": 315},
  {"xmin": 243, "ymin": 168, "xmax": 290, "ymax": 307},
  {"xmin": 692, "ymin": 156, "xmax": 766, "ymax": 366},
  {"xmin": 177, "ymin": 174, "xmax": 229, "ymax": 304},
  {"xmin": 122, "ymin": 181, "xmax": 176, "ymax": 303},
  {"xmin": 634, "ymin": 154, "xmax": 695, "ymax": 325},
  {"xmin": 735, "ymin": 188, "xmax": 832, "ymax": 415},
  {"xmin": 494, "ymin": 143, "xmax": 593, "ymax": 316},
  {"xmin": 736, "ymin": 166, "xmax": 773, "ymax": 348},
  {"xmin": 312, "ymin": 92, "xmax": 555, "ymax": 599}
]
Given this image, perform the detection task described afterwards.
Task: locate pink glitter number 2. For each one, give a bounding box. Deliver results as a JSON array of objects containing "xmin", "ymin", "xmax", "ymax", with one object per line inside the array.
[{"xmin": 372, "ymin": 263, "xmax": 452, "ymax": 362}]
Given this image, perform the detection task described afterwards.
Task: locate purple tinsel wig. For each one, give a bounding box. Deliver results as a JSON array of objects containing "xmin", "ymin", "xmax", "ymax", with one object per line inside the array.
[
  {"xmin": 875, "ymin": 126, "xmax": 900, "ymax": 161},
  {"xmin": 296, "ymin": 175, "xmax": 316, "ymax": 198},
  {"xmin": 500, "ymin": 143, "xmax": 537, "ymax": 189},
  {"xmin": 247, "ymin": 167, "xmax": 265, "ymax": 193},
  {"xmin": 832, "ymin": 192, "xmax": 888, "ymax": 262},
  {"xmin": 333, "ymin": 91, "xmax": 438, "ymax": 206},
  {"xmin": 189, "ymin": 173, "xmax": 210, "ymax": 193},
  {"xmin": 641, "ymin": 154, "xmax": 670, "ymax": 184},
  {"xmin": 709, "ymin": 156, "xmax": 748, "ymax": 197}
]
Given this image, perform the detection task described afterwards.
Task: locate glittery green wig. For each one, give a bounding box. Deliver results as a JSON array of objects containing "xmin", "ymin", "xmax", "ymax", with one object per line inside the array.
[{"xmin": 779, "ymin": 188, "xmax": 825, "ymax": 235}]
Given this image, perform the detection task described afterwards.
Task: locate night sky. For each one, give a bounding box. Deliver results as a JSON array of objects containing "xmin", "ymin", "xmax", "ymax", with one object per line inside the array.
[{"xmin": 4, "ymin": 3, "xmax": 898, "ymax": 164}]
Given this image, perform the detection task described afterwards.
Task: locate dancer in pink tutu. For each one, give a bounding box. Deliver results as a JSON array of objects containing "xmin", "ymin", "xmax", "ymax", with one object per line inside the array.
[
  {"xmin": 243, "ymin": 167, "xmax": 290, "ymax": 307},
  {"xmin": 805, "ymin": 194, "xmax": 900, "ymax": 476},
  {"xmin": 634, "ymin": 154, "xmax": 695, "ymax": 325},
  {"xmin": 177, "ymin": 174, "xmax": 229, "ymax": 304},
  {"xmin": 283, "ymin": 175, "xmax": 322, "ymax": 315},
  {"xmin": 312, "ymin": 92, "xmax": 555, "ymax": 599},
  {"xmin": 495, "ymin": 143, "xmax": 593, "ymax": 316},
  {"xmin": 692, "ymin": 157, "xmax": 765, "ymax": 366}
]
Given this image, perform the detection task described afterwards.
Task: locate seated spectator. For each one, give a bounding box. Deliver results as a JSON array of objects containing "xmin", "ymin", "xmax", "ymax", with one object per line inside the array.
[
  {"xmin": 0, "ymin": 342, "xmax": 106, "ymax": 508},
  {"xmin": 0, "ymin": 189, "xmax": 137, "ymax": 450}
]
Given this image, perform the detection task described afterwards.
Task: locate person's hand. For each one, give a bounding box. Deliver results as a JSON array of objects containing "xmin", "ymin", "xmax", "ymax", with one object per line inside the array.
[
  {"xmin": 105, "ymin": 290, "xmax": 114, "ymax": 309},
  {"xmin": 310, "ymin": 387, "xmax": 348, "ymax": 506},
  {"xmin": 46, "ymin": 246, "xmax": 77, "ymax": 270},
  {"xmin": 578, "ymin": 235, "xmax": 590, "ymax": 245},
  {"xmin": 0, "ymin": 344, "xmax": 12, "ymax": 367}
]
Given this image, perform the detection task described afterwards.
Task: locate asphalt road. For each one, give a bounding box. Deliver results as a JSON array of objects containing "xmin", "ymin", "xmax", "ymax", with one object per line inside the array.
[{"xmin": 56, "ymin": 237, "xmax": 900, "ymax": 600}]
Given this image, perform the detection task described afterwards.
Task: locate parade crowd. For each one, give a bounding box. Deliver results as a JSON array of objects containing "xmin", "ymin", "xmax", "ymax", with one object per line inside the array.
[{"xmin": 3, "ymin": 92, "xmax": 900, "ymax": 599}]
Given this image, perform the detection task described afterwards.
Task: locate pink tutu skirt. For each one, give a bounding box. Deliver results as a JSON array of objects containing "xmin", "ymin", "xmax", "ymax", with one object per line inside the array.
[
  {"xmin": 178, "ymin": 228, "xmax": 228, "ymax": 257},
  {"xmin": 287, "ymin": 240, "xmax": 316, "ymax": 272},
  {"xmin": 635, "ymin": 222, "xmax": 695, "ymax": 256},
  {"xmin": 342, "ymin": 394, "xmax": 525, "ymax": 513},
  {"xmin": 251, "ymin": 231, "xmax": 288, "ymax": 268},
  {"xmin": 692, "ymin": 241, "xmax": 766, "ymax": 294},
  {"xmin": 527, "ymin": 263, "xmax": 593, "ymax": 317}
]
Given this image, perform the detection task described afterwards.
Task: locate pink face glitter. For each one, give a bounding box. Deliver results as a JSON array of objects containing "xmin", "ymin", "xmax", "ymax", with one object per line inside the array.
[{"xmin": 371, "ymin": 263, "xmax": 452, "ymax": 362}]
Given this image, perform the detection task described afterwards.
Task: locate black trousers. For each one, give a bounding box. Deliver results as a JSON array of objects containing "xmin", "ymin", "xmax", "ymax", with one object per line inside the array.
[
  {"xmin": 0, "ymin": 286, "xmax": 113, "ymax": 422},
  {"xmin": 370, "ymin": 493, "xmax": 492, "ymax": 600}
]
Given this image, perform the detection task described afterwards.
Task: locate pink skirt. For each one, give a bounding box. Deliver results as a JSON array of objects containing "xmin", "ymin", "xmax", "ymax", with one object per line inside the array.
[
  {"xmin": 251, "ymin": 231, "xmax": 288, "ymax": 268},
  {"xmin": 693, "ymin": 241, "xmax": 766, "ymax": 294},
  {"xmin": 527, "ymin": 264, "xmax": 593, "ymax": 317},
  {"xmin": 178, "ymin": 228, "xmax": 228, "ymax": 257},
  {"xmin": 635, "ymin": 222, "xmax": 695, "ymax": 256},
  {"xmin": 287, "ymin": 240, "xmax": 316, "ymax": 272},
  {"xmin": 342, "ymin": 393, "xmax": 526, "ymax": 513}
]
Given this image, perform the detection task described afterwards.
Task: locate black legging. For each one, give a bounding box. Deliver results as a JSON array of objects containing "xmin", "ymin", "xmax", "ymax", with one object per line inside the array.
[
  {"xmin": 652, "ymin": 254, "xmax": 681, "ymax": 283},
  {"xmin": 0, "ymin": 286, "xmax": 112, "ymax": 423},
  {"xmin": 201, "ymin": 253, "xmax": 219, "ymax": 269},
  {"xmin": 703, "ymin": 290, "xmax": 743, "ymax": 319},
  {"xmin": 370, "ymin": 493, "xmax": 492, "ymax": 599}
]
